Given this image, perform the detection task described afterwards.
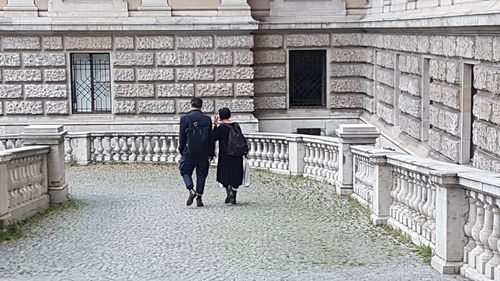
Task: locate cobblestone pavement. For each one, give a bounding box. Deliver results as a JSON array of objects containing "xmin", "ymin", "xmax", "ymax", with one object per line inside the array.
[{"xmin": 0, "ymin": 164, "xmax": 466, "ymax": 281}]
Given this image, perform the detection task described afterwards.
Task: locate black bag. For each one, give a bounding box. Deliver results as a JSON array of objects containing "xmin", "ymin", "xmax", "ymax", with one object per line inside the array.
[
  {"xmin": 223, "ymin": 123, "xmax": 248, "ymax": 157},
  {"xmin": 185, "ymin": 116, "xmax": 211, "ymax": 157}
]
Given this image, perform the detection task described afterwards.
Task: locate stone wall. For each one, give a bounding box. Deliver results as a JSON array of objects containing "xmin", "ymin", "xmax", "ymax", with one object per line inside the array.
[
  {"xmin": 253, "ymin": 31, "xmax": 500, "ymax": 173},
  {"xmin": 0, "ymin": 33, "xmax": 254, "ymax": 117}
]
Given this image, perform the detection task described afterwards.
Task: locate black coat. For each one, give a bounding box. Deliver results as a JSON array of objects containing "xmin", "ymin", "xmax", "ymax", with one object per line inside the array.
[
  {"xmin": 178, "ymin": 110, "xmax": 215, "ymax": 159},
  {"xmin": 213, "ymin": 123, "xmax": 243, "ymax": 187}
]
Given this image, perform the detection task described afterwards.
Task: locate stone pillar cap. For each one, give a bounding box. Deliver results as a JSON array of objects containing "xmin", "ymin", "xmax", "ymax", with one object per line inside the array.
[
  {"xmin": 23, "ymin": 125, "xmax": 65, "ymax": 135},
  {"xmin": 337, "ymin": 124, "xmax": 379, "ymax": 134}
]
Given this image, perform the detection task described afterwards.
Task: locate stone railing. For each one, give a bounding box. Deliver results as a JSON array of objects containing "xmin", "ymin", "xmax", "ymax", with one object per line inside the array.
[
  {"xmin": 0, "ymin": 135, "xmax": 23, "ymax": 151},
  {"xmin": 302, "ymin": 136, "xmax": 340, "ymax": 184},
  {"xmin": 246, "ymin": 133, "xmax": 290, "ymax": 173},
  {"xmin": 1, "ymin": 125, "xmax": 68, "ymax": 228}
]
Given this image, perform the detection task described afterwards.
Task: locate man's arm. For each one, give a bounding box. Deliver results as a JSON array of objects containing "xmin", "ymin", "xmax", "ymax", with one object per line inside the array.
[
  {"xmin": 208, "ymin": 118, "xmax": 215, "ymax": 158},
  {"xmin": 178, "ymin": 116, "xmax": 187, "ymax": 155}
]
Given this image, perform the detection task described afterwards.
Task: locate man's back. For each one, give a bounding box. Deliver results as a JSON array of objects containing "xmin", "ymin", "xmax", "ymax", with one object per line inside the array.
[{"xmin": 179, "ymin": 110, "xmax": 214, "ymax": 159}]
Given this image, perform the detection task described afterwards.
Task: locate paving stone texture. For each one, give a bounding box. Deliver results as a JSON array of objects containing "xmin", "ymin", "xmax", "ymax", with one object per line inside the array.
[{"xmin": 0, "ymin": 165, "xmax": 466, "ymax": 281}]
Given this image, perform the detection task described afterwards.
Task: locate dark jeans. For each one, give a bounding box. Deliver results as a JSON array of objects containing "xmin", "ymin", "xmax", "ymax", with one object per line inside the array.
[{"xmin": 179, "ymin": 156, "xmax": 210, "ymax": 195}]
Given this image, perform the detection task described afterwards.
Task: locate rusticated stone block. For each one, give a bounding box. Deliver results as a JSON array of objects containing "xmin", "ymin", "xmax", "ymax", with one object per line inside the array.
[
  {"xmin": 365, "ymin": 34, "xmax": 383, "ymax": 48},
  {"xmin": 474, "ymin": 65, "xmax": 499, "ymax": 95},
  {"xmin": 234, "ymin": 83, "xmax": 254, "ymax": 97},
  {"xmin": 457, "ymin": 36, "xmax": 475, "ymax": 59},
  {"xmin": 113, "ymin": 69, "xmax": 135, "ymax": 82},
  {"xmin": 0, "ymin": 85, "xmax": 22, "ymax": 98},
  {"xmin": 389, "ymin": 35, "xmax": 402, "ymax": 50},
  {"xmin": 45, "ymin": 69, "xmax": 67, "ymax": 82},
  {"xmin": 400, "ymin": 74, "xmax": 421, "ymax": 96},
  {"xmin": 254, "ymin": 50, "xmax": 285, "ymax": 65},
  {"xmin": 23, "ymin": 53, "xmax": 66, "ymax": 67},
  {"xmin": 254, "ymin": 96, "xmax": 286, "ymax": 109},
  {"xmin": 254, "ymin": 35, "xmax": 283, "ymax": 49},
  {"xmin": 494, "ymin": 37, "xmax": 500, "ymax": 62},
  {"xmin": 5, "ymin": 101, "xmax": 43, "ymax": 115},
  {"xmin": 400, "ymin": 113, "xmax": 421, "ymax": 140},
  {"xmin": 137, "ymin": 68, "xmax": 174, "ymax": 81},
  {"xmin": 417, "ymin": 35, "xmax": 430, "ymax": 53},
  {"xmin": 376, "ymin": 84, "xmax": 394, "ymax": 105},
  {"xmin": 429, "ymin": 36, "xmax": 444, "ymax": 56},
  {"xmin": 115, "ymin": 37, "xmax": 134, "ymax": 50},
  {"xmin": 442, "ymin": 36, "xmax": 457, "ymax": 58},
  {"xmin": 472, "ymin": 150, "xmax": 500, "ymax": 173},
  {"xmin": 157, "ymin": 51, "xmax": 193, "ymax": 66},
  {"xmin": 2, "ymin": 37, "xmax": 40, "ymax": 50},
  {"xmin": 215, "ymin": 99, "xmax": 254, "ymax": 113},
  {"xmin": 330, "ymin": 93, "xmax": 364, "ymax": 109},
  {"xmin": 234, "ymin": 50, "xmax": 253, "ymax": 65},
  {"xmin": 176, "ymin": 36, "xmax": 213, "ymax": 49},
  {"xmin": 196, "ymin": 83, "xmax": 233, "ymax": 97},
  {"xmin": 177, "ymin": 99, "xmax": 214, "ymax": 113},
  {"xmin": 216, "ymin": 35, "xmax": 253, "ymax": 49},
  {"xmin": 45, "ymin": 101, "xmax": 69, "ymax": 115},
  {"xmin": 254, "ymin": 79, "xmax": 286, "ymax": 94},
  {"xmin": 64, "ymin": 37, "xmax": 112, "ymax": 50},
  {"xmin": 428, "ymin": 128, "xmax": 460, "ymax": 162},
  {"xmin": 332, "ymin": 78, "xmax": 372, "ymax": 95},
  {"xmin": 195, "ymin": 51, "xmax": 233, "ymax": 66},
  {"xmin": 0, "ymin": 53, "xmax": 21, "ymax": 66},
  {"xmin": 398, "ymin": 93, "xmax": 421, "ymax": 118},
  {"xmin": 42, "ymin": 37, "xmax": 63, "ymax": 50},
  {"xmin": 254, "ymin": 66, "xmax": 285, "ymax": 79},
  {"xmin": 429, "ymin": 82, "xmax": 460, "ymax": 109},
  {"xmin": 157, "ymin": 84, "xmax": 194, "ymax": 97},
  {"xmin": 138, "ymin": 100, "xmax": 175, "ymax": 114},
  {"xmin": 114, "ymin": 84, "xmax": 154, "ymax": 98},
  {"xmin": 25, "ymin": 84, "xmax": 68, "ymax": 99},
  {"xmin": 473, "ymin": 121, "xmax": 500, "ymax": 156},
  {"xmin": 176, "ymin": 68, "xmax": 214, "ymax": 81},
  {"xmin": 376, "ymin": 102, "xmax": 394, "ymax": 125},
  {"xmin": 331, "ymin": 33, "xmax": 362, "ymax": 47},
  {"xmin": 430, "ymin": 104, "xmax": 460, "ymax": 136},
  {"xmin": 285, "ymin": 34, "xmax": 330, "ymax": 47},
  {"xmin": 376, "ymin": 51, "xmax": 394, "ymax": 69},
  {"xmin": 376, "ymin": 67, "xmax": 394, "ymax": 87},
  {"xmin": 216, "ymin": 67, "xmax": 253, "ymax": 80},
  {"xmin": 330, "ymin": 48, "xmax": 373, "ymax": 63},
  {"xmin": 475, "ymin": 36, "xmax": 494, "ymax": 61},
  {"xmin": 400, "ymin": 35, "xmax": 418, "ymax": 53},
  {"xmin": 399, "ymin": 55, "xmax": 421, "ymax": 75},
  {"xmin": 331, "ymin": 63, "xmax": 373, "ymax": 79},
  {"xmin": 137, "ymin": 36, "xmax": 174, "ymax": 50},
  {"xmin": 114, "ymin": 100, "xmax": 136, "ymax": 114},
  {"xmin": 429, "ymin": 59, "xmax": 461, "ymax": 84},
  {"xmin": 473, "ymin": 92, "xmax": 493, "ymax": 122},
  {"xmin": 4, "ymin": 69, "xmax": 42, "ymax": 82},
  {"xmin": 113, "ymin": 52, "xmax": 154, "ymax": 66}
]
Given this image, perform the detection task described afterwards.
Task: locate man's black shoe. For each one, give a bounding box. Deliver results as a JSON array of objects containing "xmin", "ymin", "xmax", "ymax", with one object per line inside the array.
[
  {"xmin": 196, "ymin": 195, "xmax": 204, "ymax": 207},
  {"xmin": 186, "ymin": 189, "xmax": 196, "ymax": 206}
]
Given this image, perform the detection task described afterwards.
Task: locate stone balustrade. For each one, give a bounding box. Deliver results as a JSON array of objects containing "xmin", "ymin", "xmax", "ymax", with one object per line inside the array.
[
  {"xmin": 0, "ymin": 135, "xmax": 23, "ymax": 151},
  {"xmin": 246, "ymin": 133, "xmax": 289, "ymax": 173},
  {"xmin": 302, "ymin": 136, "xmax": 339, "ymax": 184}
]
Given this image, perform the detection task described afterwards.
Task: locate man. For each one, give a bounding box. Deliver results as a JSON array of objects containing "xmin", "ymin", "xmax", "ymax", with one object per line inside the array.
[{"xmin": 178, "ymin": 97, "xmax": 214, "ymax": 207}]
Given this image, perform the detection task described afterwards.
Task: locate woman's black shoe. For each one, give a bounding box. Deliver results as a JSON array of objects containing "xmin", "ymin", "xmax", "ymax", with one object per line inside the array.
[
  {"xmin": 225, "ymin": 186, "xmax": 232, "ymax": 204},
  {"xmin": 230, "ymin": 190, "xmax": 237, "ymax": 205}
]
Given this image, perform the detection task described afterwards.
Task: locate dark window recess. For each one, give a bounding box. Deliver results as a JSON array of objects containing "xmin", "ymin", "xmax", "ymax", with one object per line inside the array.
[
  {"xmin": 71, "ymin": 53, "xmax": 111, "ymax": 113},
  {"xmin": 297, "ymin": 128, "xmax": 322, "ymax": 136},
  {"xmin": 289, "ymin": 50, "xmax": 326, "ymax": 108}
]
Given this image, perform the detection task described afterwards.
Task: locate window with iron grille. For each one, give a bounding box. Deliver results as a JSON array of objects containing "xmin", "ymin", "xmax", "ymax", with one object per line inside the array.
[
  {"xmin": 70, "ymin": 53, "xmax": 111, "ymax": 113},
  {"xmin": 289, "ymin": 50, "xmax": 326, "ymax": 108}
]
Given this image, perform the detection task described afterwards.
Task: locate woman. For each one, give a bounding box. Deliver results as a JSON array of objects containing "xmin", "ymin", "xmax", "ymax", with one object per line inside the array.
[{"xmin": 213, "ymin": 107, "xmax": 246, "ymax": 204}]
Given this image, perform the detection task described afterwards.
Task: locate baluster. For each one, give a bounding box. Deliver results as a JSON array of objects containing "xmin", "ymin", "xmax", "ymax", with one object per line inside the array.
[
  {"xmin": 322, "ymin": 146, "xmax": 330, "ymax": 179},
  {"xmin": 396, "ymin": 169, "xmax": 408, "ymax": 222},
  {"xmin": 129, "ymin": 136, "xmax": 137, "ymax": 163},
  {"xmin": 469, "ymin": 194, "xmax": 486, "ymax": 269},
  {"xmin": 160, "ymin": 137, "xmax": 168, "ymax": 162},
  {"xmin": 260, "ymin": 139, "xmax": 268, "ymax": 168},
  {"xmin": 428, "ymin": 182, "xmax": 436, "ymax": 243},
  {"xmin": 265, "ymin": 140, "xmax": 273, "ymax": 169},
  {"xmin": 152, "ymin": 136, "xmax": 161, "ymax": 162},
  {"xmin": 174, "ymin": 137, "xmax": 182, "ymax": 162},
  {"xmin": 317, "ymin": 145, "xmax": 325, "ymax": 177},
  {"xmin": 390, "ymin": 167, "xmax": 399, "ymax": 217},
  {"xmin": 64, "ymin": 137, "xmax": 73, "ymax": 163},
  {"xmin": 277, "ymin": 140, "xmax": 284, "ymax": 170},
  {"xmin": 137, "ymin": 136, "xmax": 145, "ymax": 162},
  {"xmin": 144, "ymin": 136, "xmax": 153, "ymax": 162},
  {"xmin": 254, "ymin": 139, "xmax": 262, "ymax": 167},
  {"xmin": 414, "ymin": 174, "xmax": 425, "ymax": 234},
  {"xmin": 271, "ymin": 140, "xmax": 280, "ymax": 169},
  {"xmin": 283, "ymin": 141, "xmax": 289, "ymax": 171},
  {"xmin": 464, "ymin": 190, "xmax": 477, "ymax": 264},
  {"xmin": 479, "ymin": 196, "xmax": 494, "ymax": 273},
  {"xmin": 168, "ymin": 136, "xmax": 176, "ymax": 163},
  {"xmin": 112, "ymin": 136, "xmax": 121, "ymax": 162},
  {"xmin": 95, "ymin": 137, "xmax": 104, "ymax": 162},
  {"xmin": 120, "ymin": 137, "xmax": 129, "ymax": 162},
  {"xmin": 485, "ymin": 198, "xmax": 500, "ymax": 279},
  {"xmin": 104, "ymin": 136, "xmax": 112, "ymax": 162},
  {"xmin": 248, "ymin": 139, "xmax": 256, "ymax": 167},
  {"xmin": 303, "ymin": 143, "xmax": 311, "ymax": 174},
  {"xmin": 89, "ymin": 137, "xmax": 95, "ymax": 162}
]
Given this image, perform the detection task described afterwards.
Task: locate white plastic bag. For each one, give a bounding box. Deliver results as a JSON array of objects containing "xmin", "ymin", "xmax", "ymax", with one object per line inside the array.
[{"xmin": 243, "ymin": 158, "xmax": 251, "ymax": 187}]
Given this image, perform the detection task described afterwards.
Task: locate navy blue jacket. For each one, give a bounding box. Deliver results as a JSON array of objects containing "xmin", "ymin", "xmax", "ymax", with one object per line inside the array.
[{"xmin": 178, "ymin": 109, "xmax": 215, "ymax": 159}]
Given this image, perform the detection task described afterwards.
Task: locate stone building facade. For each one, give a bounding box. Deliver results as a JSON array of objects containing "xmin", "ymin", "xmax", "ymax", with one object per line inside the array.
[{"xmin": 1, "ymin": 0, "xmax": 500, "ymax": 173}]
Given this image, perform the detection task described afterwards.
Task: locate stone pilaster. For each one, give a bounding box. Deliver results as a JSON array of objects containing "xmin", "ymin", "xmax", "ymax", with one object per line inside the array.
[
  {"xmin": 335, "ymin": 124, "xmax": 380, "ymax": 195},
  {"xmin": 22, "ymin": 125, "xmax": 68, "ymax": 204},
  {"xmin": 369, "ymin": 151, "xmax": 396, "ymax": 225},
  {"xmin": 3, "ymin": 0, "xmax": 38, "ymax": 17},
  {"xmin": 430, "ymin": 171, "xmax": 468, "ymax": 274},
  {"xmin": 137, "ymin": 0, "xmax": 172, "ymax": 16},
  {"xmin": 0, "ymin": 153, "xmax": 13, "ymax": 228},
  {"xmin": 218, "ymin": 0, "xmax": 251, "ymax": 17},
  {"xmin": 287, "ymin": 136, "xmax": 306, "ymax": 175}
]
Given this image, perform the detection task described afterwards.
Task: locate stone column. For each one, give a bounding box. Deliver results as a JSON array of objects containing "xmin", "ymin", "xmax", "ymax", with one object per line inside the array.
[
  {"xmin": 287, "ymin": 136, "xmax": 305, "ymax": 175},
  {"xmin": 430, "ymin": 171, "xmax": 468, "ymax": 274},
  {"xmin": 0, "ymin": 152, "xmax": 13, "ymax": 228},
  {"xmin": 218, "ymin": 0, "xmax": 251, "ymax": 17},
  {"xmin": 369, "ymin": 152, "xmax": 394, "ymax": 225},
  {"xmin": 22, "ymin": 125, "xmax": 68, "ymax": 204},
  {"xmin": 138, "ymin": 0, "xmax": 172, "ymax": 16},
  {"xmin": 335, "ymin": 124, "xmax": 380, "ymax": 195},
  {"xmin": 4, "ymin": 0, "xmax": 38, "ymax": 17}
]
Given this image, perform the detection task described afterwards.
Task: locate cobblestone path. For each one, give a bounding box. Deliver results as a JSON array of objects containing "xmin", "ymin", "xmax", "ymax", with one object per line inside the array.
[{"xmin": 0, "ymin": 165, "xmax": 466, "ymax": 281}]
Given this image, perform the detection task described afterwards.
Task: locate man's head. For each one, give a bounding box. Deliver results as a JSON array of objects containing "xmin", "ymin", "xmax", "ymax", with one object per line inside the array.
[{"xmin": 190, "ymin": 97, "xmax": 203, "ymax": 110}]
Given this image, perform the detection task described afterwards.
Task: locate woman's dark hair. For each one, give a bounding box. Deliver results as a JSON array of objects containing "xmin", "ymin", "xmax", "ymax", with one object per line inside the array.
[
  {"xmin": 218, "ymin": 107, "xmax": 231, "ymax": 120},
  {"xmin": 191, "ymin": 97, "xmax": 203, "ymax": 109}
]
